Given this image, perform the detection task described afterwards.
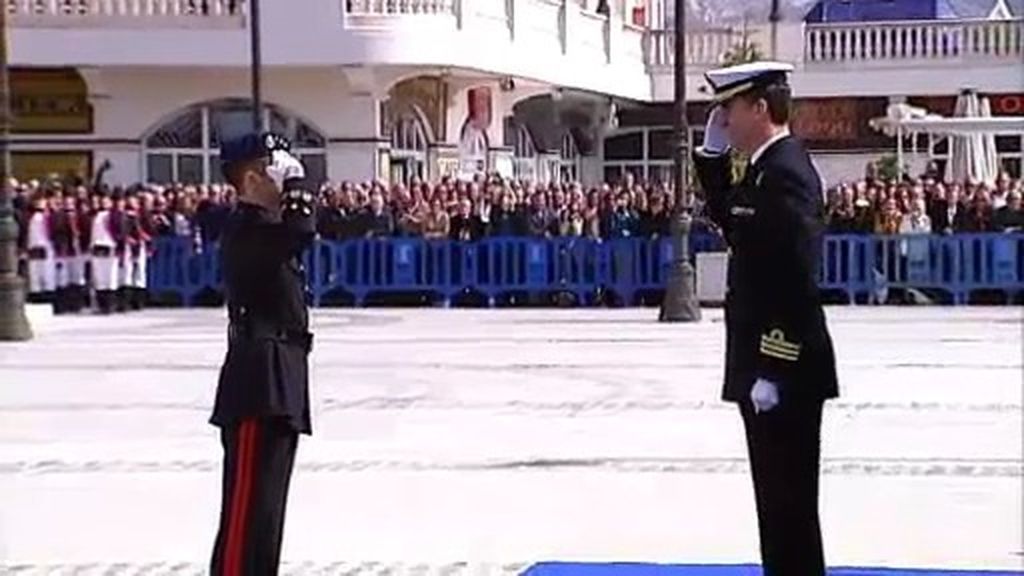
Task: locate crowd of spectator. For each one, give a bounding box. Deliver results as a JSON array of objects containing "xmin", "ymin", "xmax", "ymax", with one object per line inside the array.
[
  {"xmin": 12, "ymin": 172, "xmax": 687, "ymax": 249},
  {"xmin": 825, "ymin": 169, "xmax": 1024, "ymax": 236},
  {"xmin": 10, "ymin": 166, "xmax": 1024, "ymax": 256}
]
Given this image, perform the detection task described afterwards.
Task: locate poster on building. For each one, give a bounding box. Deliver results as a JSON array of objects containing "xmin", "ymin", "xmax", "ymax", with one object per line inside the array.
[
  {"xmin": 437, "ymin": 156, "xmax": 460, "ymax": 179},
  {"xmin": 467, "ymin": 87, "xmax": 492, "ymax": 130}
]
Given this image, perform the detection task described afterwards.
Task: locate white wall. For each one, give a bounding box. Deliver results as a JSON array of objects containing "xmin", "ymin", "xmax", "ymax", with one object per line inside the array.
[
  {"xmin": 329, "ymin": 143, "xmax": 381, "ymax": 184},
  {"xmin": 84, "ymin": 68, "xmax": 358, "ymax": 140}
]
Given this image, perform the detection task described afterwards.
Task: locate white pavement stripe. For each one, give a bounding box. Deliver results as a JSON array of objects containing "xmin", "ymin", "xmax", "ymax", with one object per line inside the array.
[
  {"xmin": 0, "ymin": 564, "xmax": 530, "ymax": 576},
  {"xmin": 1, "ymin": 457, "xmax": 1020, "ymax": 477},
  {"xmin": 2, "ymin": 400, "xmax": 1021, "ymax": 414}
]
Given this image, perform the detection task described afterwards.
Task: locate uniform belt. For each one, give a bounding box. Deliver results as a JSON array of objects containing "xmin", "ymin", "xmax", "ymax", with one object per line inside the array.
[
  {"xmin": 228, "ymin": 322, "xmax": 313, "ymax": 354},
  {"xmin": 27, "ymin": 247, "xmax": 49, "ymax": 259}
]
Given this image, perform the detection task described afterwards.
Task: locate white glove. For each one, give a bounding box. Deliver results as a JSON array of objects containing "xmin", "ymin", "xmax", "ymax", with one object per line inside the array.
[
  {"xmin": 700, "ymin": 106, "xmax": 730, "ymax": 155},
  {"xmin": 266, "ymin": 149, "xmax": 305, "ymax": 190},
  {"xmin": 750, "ymin": 378, "xmax": 780, "ymax": 414}
]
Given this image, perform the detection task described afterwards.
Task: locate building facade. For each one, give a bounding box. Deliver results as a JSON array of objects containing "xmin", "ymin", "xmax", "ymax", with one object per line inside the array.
[{"xmin": 8, "ymin": 0, "xmax": 1024, "ymax": 187}]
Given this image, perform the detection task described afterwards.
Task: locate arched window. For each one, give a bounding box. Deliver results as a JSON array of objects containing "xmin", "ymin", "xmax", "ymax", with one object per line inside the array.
[
  {"xmin": 459, "ymin": 121, "xmax": 489, "ymax": 178},
  {"xmin": 143, "ymin": 99, "xmax": 327, "ymax": 185},
  {"xmin": 392, "ymin": 113, "xmax": 428, "ymax": 154},
  {"xmin": 558, "ymin": 132, "xmax": 581, "ymax": 183},
  {"xmin": 389, "ymin": 109, "xmax": 429, "ymax": 184},
  {"xmin": 512, "ymin": 124, "xmax": 537, "ymax": 182}
]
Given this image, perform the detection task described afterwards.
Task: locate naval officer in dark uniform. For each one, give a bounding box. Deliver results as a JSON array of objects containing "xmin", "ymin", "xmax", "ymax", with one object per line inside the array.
[
  {"xmin": 209, "ymin": 132, "xmax": 317, "ymax": 575},
  {"xmin": 693, "ymin": 62, "xmax": 839, "ymax": 575}
]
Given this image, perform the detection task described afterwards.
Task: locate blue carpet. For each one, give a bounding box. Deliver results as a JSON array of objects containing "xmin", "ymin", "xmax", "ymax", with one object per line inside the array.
[{"xmin": 521, "ymin": 563, "xmax": 1024, "ymax": 576}]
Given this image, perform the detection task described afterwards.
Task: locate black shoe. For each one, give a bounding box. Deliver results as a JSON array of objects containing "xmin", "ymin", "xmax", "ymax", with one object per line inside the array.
[
  {"xmin": 115, "ymin": 288, "xmax": 128, "ymax": 313},
  {"xmin": 97, "ymin": 291, "xmax": 113, "ymax": 315},
  {"xmin": 68, "ymin": 285, "xmax": 84, "ymax": 313},
  {"xmin": 52, "ymin": 288, "xmax": 67, "ymax": 315},
  {"xmin": 131, "ymin": 288, "xmax": 147, "ymax": 311}
]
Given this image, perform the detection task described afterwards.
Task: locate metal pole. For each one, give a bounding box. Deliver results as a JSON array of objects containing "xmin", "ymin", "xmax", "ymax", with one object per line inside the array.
[
  {"xmin": 0, "ymin": 6, "xmax": 32, "ymax": 341},
  {"xmin": 769, "ymin": 0, "xmax": 781, "ymax": 59},
  {"xmin": 658, "ymin": 0, "xmax": 700, "ymax": 322},
  {"xmin": 250, "ymin": 0, "xmax": 263, "ymax": 131}
]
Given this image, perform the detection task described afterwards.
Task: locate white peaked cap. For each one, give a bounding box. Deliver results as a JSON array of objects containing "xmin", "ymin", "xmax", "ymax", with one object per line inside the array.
[{"xmin": 705, "ymin": 61, "xmax": 795, "ymax": 103}]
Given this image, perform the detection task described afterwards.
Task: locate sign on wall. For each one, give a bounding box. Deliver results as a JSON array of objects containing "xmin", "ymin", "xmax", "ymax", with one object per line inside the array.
[
  {"xmin": 13, "ymin": 151, "xmax": 92, "ymax": 181},
  {"xmin": 11, "ymin": 68, "xmax": 93, "ymax": 134},
  {"xmin": 790, "ymin": 97, "xmax": 891, "ymax": 150},
  {"xmin": 908, "ymin": 93, "xmax": 1024, "ymax": 117}
]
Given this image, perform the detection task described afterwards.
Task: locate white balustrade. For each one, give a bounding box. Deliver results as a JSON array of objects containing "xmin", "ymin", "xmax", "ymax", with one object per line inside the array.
[
  {"xmin": 345, "ymin": 0, "xmax": 455, "ymax": 16},
  {"xmin": 643, "ymin": 28, "xmax": 739, "ymax": 69},
  {"xmin": 805, "ymin": 19, "xmax": 1023, "ymax": 64},
  {"xmin": 8, "ymin": 0, "xmax": 246, "ymax": 24}
]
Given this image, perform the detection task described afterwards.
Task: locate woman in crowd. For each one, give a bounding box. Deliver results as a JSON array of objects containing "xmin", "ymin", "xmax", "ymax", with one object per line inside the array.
[{"xmin": 422, "ymin": 197, "xmax": 451, "ymax": 240}]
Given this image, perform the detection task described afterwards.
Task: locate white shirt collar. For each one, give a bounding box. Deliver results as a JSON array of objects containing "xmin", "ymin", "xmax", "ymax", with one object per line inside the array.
[{"xmin": 750, "ymin": 128, "xmax": 791, "ymax": 166}]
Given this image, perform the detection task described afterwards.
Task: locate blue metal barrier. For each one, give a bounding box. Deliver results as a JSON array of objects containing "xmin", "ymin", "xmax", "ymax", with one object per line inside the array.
[{"xmin": 147, "ymin": 233, "xmax": 1024, "ymax": 307}]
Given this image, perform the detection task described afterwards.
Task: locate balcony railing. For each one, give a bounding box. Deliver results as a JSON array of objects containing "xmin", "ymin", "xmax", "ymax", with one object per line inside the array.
[
  {"xmin": 8, "ymin": 0, "xmax": 247, "ymax": 27},
  {"xmin": 345, "ymin": 0, "xmax": 455, "ymax": 16},
  {"xmin": 643, "ymin": 27, "xmax": 740, "ymax": 70},
  {"xmin": 805, "ymin": 18, "xmax": 1024, "ymax": 64}
]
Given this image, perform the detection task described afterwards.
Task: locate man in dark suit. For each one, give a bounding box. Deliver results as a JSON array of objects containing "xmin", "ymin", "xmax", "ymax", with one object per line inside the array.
[
  {"xmin": 692, "ymin": 61, "xmax": 840, "ymax": 576},
  {"xmin": 209, "ymin": 132, "xmax": 317, "ymax": 575}
]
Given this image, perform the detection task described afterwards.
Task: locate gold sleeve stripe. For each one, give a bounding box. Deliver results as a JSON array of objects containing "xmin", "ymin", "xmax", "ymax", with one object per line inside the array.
[
  {"xmin": 760, "ymin": 329, "xmax": 801, "ymax": 362},
  {"xmin": 760, "ymin": 337, "xmax": 800, "ymax": 353},
  {"xmin": 760, "ymin": 341, "xmax": 800, "ymax": 362}
]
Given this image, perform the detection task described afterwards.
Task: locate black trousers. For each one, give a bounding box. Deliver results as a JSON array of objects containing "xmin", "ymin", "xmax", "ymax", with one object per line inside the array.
[
  {"xmin": 740, "ymin": 397, "xmax": 826, "ymax": 576},
  {"xmin": 211, "ymin": 418, "xmax": 299, "ymax": 576}
]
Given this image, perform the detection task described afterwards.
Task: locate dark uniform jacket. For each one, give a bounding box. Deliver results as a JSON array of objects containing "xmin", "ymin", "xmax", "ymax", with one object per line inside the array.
[
  {"xmin": 50, "ymin": 209, "xmax": 80, "ymax": 257},
  {"xmin": 694, "ymin": 135, "xmax": 839, "ymax": 404},
  {"xmin": 211, "ymin": 199, "xmax": 316, "ymax": 434}
]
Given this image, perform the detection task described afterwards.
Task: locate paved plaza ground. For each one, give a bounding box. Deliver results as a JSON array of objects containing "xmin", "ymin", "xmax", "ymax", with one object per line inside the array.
[{"xmin": 0, "ymin": 306, "xmax": 1021, "ymax": 575}]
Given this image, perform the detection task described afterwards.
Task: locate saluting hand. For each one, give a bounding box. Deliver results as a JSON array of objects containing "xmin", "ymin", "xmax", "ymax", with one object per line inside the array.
[
  {"xmin": 268, "ymin": 150, "xmax": 306, "ymax": 191},
  {"xmin": 701, "ymin": 106, "xmax": 730, "ymax": 156}
]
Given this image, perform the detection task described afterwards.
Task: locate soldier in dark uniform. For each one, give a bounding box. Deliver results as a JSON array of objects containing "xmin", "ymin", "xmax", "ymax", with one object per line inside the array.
[
  {"xmin": 692, "ymin": 62, "xmax": 839, "ymax": 576},
  {"xmin": 209, "ymin": 132, "xmax": 317, "ymax": 575}
]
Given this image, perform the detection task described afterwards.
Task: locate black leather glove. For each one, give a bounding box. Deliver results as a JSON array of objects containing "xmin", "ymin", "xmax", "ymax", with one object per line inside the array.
[{"xmin": 281, "ymin": 177, "xmax": 317, "ymax": 237}]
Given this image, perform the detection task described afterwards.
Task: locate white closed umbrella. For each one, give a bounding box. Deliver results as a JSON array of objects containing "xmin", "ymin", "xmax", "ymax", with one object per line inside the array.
[
  {"xmin": 979, "ymin": 97, "xmax": 1000, "ymax": 184},
  {"xmin": 946, "ymin": 89, "xmax": 999, "ymax": 186},
  {"xmin": 946, "ymin": 94, "xmax": 968, "ymax": 183}
]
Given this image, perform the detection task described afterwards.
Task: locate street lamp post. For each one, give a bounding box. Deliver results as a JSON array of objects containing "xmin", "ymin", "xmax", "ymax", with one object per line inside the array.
[
  {"xmin": 0, "ymin": 6, "xmax": 33, "ymax": 341},
  {"xmin": 659, "ymin": 0, "xmax": 700, "ymax": 323},
  {"xmin": 769, "ymin": 0, "xmax": 781, "ymax": 59},
  {"xmin": 250, "ymin": 0, "xmax": 264, "ymax": 131}
]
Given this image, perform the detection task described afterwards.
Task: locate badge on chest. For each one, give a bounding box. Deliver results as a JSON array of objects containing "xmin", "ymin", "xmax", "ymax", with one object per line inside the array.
[{"xmin": 730, "ymin": 205, "xmax": 756, "ymax": 217}]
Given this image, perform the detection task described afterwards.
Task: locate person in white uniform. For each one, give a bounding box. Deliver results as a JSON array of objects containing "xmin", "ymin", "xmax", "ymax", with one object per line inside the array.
[
  {"xmin": 24, "ymin": 193, "xmax": 56, "ymax": 304},
  {"xmin": 111, "ymin": 192, "xmax": 132, "ymax": 312},
  {"xmin": 124, "ymin": 192, "xmax": 151, "ymax": 310},
  {"xmin": 90, "ymin": 192, "xmax": 121, "ymax": 314}
]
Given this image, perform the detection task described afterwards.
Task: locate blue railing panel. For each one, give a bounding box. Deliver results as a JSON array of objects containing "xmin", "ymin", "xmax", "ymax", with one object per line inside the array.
[{"xmin": 146, "ymin": 233, "xmax": 1024, "ymax": 306}]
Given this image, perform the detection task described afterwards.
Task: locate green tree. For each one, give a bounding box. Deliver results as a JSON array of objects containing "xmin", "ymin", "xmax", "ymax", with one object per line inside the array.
[
  {"xmin": 720, "ymin": 20, "xmax": 764, "ymax": 66},
  {"xmin": 721, "ymin": 40, "xmax": 764, "ymax": 66}
]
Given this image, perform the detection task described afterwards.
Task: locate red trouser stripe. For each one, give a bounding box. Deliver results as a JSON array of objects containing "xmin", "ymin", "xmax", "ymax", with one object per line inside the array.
[{"xmin": 224, "ymin": 420, "xmax": 258, "ymax": 576}]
